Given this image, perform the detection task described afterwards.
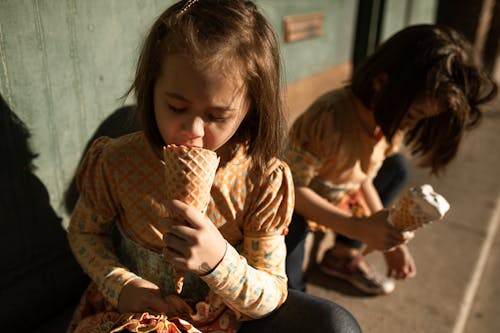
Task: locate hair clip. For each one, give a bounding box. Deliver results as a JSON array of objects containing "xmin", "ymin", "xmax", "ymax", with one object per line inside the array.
[{"xmin": 179, "ymin": 0, "xmax": 199, "ymax": 15}]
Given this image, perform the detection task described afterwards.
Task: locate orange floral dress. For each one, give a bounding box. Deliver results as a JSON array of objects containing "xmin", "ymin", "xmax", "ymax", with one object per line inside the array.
[{"xmin": 67, "ymin": 132, "xmax": 294, "ymax": 332}]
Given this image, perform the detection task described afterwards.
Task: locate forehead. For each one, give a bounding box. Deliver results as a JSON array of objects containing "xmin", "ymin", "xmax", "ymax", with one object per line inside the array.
[{"xmin": 158, "ymin": 53, "xmax": 245, "ymax": 99}]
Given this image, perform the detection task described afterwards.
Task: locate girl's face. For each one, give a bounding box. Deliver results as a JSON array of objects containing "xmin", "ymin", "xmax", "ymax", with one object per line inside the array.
[
  {"xmin": 400, "ymin": 98, "xmax": 442, "ymax": 130},
  {"xmin": 153, "ymin": 54, "xmax": 248, "ymax": 151}
]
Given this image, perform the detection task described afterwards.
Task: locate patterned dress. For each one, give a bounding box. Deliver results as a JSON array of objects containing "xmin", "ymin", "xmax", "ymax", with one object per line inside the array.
[
  {"xmin": 67, "ymin": 131, "xmax": 294, "ymax": 332},
  {"xmin": 285, "ymin": 87, "xmax": 402, "ymax": 223}
]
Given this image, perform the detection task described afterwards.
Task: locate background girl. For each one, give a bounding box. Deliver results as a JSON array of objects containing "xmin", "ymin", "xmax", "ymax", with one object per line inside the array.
[{"xmin": 285, "ymin": 24, "xmax": 497, "ymax": 295}]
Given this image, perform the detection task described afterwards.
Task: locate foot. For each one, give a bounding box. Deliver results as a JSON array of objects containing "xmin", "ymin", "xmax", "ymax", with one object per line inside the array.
[{"xmin": 320, "ymin": 250, "xmax": 395, "ymax": 295}]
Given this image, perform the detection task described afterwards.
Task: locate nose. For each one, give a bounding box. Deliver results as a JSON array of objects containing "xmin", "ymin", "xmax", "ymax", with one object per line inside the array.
[{"xmin": 182, "ymin": 114, "xmax": 204, "ymax": 139}]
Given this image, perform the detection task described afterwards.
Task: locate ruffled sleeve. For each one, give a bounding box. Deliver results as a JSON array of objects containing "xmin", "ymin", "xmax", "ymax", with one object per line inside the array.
[
  {"xmin": 201, "ymin": 160, "xmax": 294, "ymax": 319},
  {"xmin": 67, "ymin": 137, "xmax": 139, "ymax": 307}
]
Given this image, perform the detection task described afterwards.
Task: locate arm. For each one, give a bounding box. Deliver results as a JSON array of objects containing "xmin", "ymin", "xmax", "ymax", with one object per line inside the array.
[
  {"xmin": 295, "ymin": 184, "xmax": 408, "ymax": 251},
  {"xmin": 68, "ymin": 137, "xmax": 171, "ymax": 313},
  {"xmin": 201, "ymin": 163, "xmax": 292, "ymax": 319},
  {"xmin": 360, "ymin": 179, "xmax": 383, "ymax": 214},
  {"xmin": 68, "ymin": 197, "xmax": 140, "ymax": 306},
  {"xmin": 294, "ymin": 185, "xmax": 356, "ymax": 237},
  {"xmin": 163, "ymin": 200, "xmax": 289, "ymax": 320}
]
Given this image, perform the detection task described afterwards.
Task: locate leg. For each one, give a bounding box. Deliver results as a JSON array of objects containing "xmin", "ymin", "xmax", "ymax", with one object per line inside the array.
[
  {"xmin": 238, "ymin": 289, "xmax": 361, "ymax": 333},
  {"xmin": 285, "ymin": 212, "xmax": 309, "ymax": 291},
  {"xmin": 373, "ymin": 153, "xmax": 410, "ymax": 207}
]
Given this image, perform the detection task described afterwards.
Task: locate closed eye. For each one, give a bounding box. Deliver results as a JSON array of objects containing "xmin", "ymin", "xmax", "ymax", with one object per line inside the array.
[
  {"xmin": 168, "ymin": 104, "xmax": 187, "ymax": 113},
  {"xmin": 207, "ymin": 113, "xmax": 228, "ymax": 123}
]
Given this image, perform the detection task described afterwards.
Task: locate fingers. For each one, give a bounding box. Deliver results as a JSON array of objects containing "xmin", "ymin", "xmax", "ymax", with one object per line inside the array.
[
  {"xmin": 145, "ymin": 295, "xmax": 172, "ymax": 314},
  {"xmin": 118, "ymin": 278, "xmax": 171, "ymax": 314},
  {"xmin": 162, "ymin": 244, "xmax": 186, "ymax": 264},
  {"xmin": 162, "ymin": 223, "xmax": 195, "ymax": 243},
  {"xmin": 164, "ymin": 295, "xmax": 193, "ymax": 317},
  {"xmin": 167, "ymin": 200, "xmax": 205, "ymax": 229},
  {"xmin": 389, "ymin": 230, "xmax": 414, "ymax": 242},
  {"xmin": 388, "ymin": 265, "xmax": 417, "ymax": 279},
  {"xmin": 386, "ymin": 230, "xmax": 414, "ymax": 248},
  {"xmin": 162, "ymin": 214, "xmax": 198, "ymax": 244}
]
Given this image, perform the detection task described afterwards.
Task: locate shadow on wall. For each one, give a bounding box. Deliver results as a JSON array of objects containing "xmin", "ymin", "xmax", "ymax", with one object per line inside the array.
[
  {"xmin": 63, "ymin": 104, "xmax": 140, "ymax": 215},
  {"xmin": 0, "ymin": 94, "xmax": 88, "ymax": 331}
]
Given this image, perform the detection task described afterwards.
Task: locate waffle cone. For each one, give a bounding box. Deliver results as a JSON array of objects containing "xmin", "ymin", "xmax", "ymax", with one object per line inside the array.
[
  {"xmin": 162, "ymin": 145, "xmax": 219, "ymax": 293},
  {"xmin": 389, "ymin": 193, "xmax": 420, "ymax": 231}
]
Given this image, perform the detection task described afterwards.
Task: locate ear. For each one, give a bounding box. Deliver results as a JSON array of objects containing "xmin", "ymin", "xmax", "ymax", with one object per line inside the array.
[{"xmin": 372, "ymin": 73, "xmax": 388, "ymax": 93}]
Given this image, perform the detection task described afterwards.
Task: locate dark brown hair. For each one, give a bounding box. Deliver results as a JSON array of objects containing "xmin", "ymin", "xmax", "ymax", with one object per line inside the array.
[
  {"xmin": 351, "ymin": 24, "xmax": 497, "ymax": 173},
  {"xmin": 128, "ymin": 0, "xmax": 285, "ymax": 172}
]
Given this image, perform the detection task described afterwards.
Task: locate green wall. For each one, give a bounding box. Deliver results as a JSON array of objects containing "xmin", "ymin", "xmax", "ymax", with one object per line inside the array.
[
  {"xmin": 1, "ymin": 0, "xmax": 173, "ymax": 220},
  {"xmin": 262, "ymin": 0, "xmax": 358, "ymax": 84},
  {"xmin": 0, "ymin": 0, "xmax": 435, "ymax": 221}
]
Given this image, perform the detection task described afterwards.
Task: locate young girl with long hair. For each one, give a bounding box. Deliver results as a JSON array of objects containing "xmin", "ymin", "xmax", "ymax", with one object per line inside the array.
[
  {"xmin": 68, "ymin": 1, "xmax": 360, "ymax": 332},
  {"xmin": 285, "ymin": 24, "xmax": 497, "ymax": 295}
]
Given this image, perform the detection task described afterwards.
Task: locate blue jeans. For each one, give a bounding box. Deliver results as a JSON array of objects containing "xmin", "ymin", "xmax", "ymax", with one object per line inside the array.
[
  {"xmin": 286, "ymin": 153, "xmax": 410, "ymax": 291},
  {"xmin": 239, "ymin": 289, "xmax": 361, "ymax": 332}
]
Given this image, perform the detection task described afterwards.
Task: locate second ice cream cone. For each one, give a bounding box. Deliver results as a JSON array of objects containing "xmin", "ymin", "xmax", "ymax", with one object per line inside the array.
[{"xmin": 389, "ymin": 184, "xmax": 450, "ymax": 232}]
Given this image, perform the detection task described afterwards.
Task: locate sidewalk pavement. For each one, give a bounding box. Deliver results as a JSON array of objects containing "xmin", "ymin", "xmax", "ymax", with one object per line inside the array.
[{"xmin": 304, "ymin": 106, "xmax": 500, "ymax": 332}]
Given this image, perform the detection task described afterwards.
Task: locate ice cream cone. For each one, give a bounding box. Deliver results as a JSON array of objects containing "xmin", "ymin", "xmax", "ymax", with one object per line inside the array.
[
  {"xmin": 389, "ymin": 184, "xmax": 450, "ymax": 231},
  {"xmin": 162, "ymin": 144, "xmax": 219, "ymax": 293}
]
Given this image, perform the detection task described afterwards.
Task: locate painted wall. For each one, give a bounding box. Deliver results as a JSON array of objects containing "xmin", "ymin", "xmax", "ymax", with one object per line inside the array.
[
  {"xmin": 263, "ymin": 0, "xmax": 358, "ymax": 84},
  {"xmin": 1, "ymin": 0, "xmax": 172, "ymax": 220}
]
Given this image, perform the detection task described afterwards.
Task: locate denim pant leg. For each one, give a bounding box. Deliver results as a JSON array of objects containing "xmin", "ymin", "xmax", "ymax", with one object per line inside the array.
[
  {"xmin": 285, "ymin": 212, "xmax": 309, "ymax": 291},
  {"xmin": 238, "ymin": 289, "xmax": 362, "ymax": 333},
  {"xmin": 372, "ymin": 153, "xmax": 410, "ymax": 207},
  {"xmin": 335, "ymin": 153, "xmax": 410, "ymax": 249}
]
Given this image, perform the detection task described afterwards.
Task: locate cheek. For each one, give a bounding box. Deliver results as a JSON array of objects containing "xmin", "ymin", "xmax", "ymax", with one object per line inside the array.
[
  {"xmin": 205, "ymin": 120, "xmax": 242, "ymax": 149},
  {"xmin": 154, "ymin": 109, "xmax": 177, "ymax": 143}
]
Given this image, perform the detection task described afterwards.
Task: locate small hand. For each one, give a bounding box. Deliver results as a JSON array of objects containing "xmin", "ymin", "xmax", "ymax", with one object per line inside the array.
[
  {"xmin": 354, "ymin": 209, "xmax": 414, "ymax": 251},
  {"xmin": 117, "ymin": 278, "xmax": 170, "ymax": 313},
  {"xmin": 162, "ymin": 199, "xmax": 227, "ymax": 275},
  {"xmin": 384, "ymin": 245, "xmax": 417, "ymax": 279},
  {"xmin": 164, "ymin": 294, "xmax": 194, "ymax": 317}
]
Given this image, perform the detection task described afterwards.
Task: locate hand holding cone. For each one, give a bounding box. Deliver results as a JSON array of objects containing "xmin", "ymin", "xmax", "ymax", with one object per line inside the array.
[{"xmin": 162, "ymin": 145, "xmax": 219, "ymax": 293}]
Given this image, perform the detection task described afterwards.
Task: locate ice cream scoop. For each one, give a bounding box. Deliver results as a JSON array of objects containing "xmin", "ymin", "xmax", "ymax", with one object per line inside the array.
[{"xmin": 389, "ymin": 184, "xmax": 450, "ymax": 231}]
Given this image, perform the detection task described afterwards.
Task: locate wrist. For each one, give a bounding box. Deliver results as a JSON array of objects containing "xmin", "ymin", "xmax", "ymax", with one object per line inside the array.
[{"xmin": 199, "ymin": 240, "xmax": 228, "ymax": 276}]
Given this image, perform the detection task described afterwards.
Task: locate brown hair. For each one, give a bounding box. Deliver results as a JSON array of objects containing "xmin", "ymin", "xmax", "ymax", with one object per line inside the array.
[
  {"xmin": 351, "ymin": 24, "xmax": 497, "ymax": 173},
  {"xmin": 128, "ymin": 0, "xmax": 285, "ymax": 172}
]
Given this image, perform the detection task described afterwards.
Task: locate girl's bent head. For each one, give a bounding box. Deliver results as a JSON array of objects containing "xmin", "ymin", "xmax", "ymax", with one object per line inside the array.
[
  {"xmin": 131, "ymin": 0, "xmax": 285, "ymax": 171},
  {"xmin": 352, "ymin": 24, "xmax": 497, "ymax": 173}
]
